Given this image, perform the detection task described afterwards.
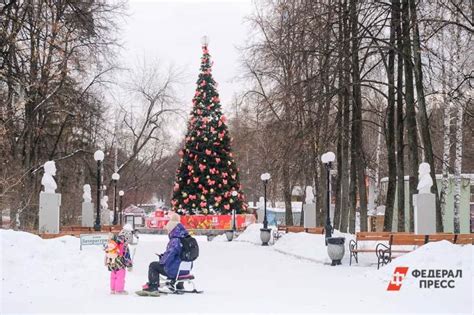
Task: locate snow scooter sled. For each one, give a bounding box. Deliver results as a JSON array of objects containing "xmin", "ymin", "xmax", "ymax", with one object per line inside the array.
[{"xmin": 136, "ymin": 261, "xmax": 203, "ymax": 296}]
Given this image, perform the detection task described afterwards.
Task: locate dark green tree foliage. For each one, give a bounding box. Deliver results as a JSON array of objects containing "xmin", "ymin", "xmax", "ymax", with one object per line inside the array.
[{"xmin": 171, "ymin": 43, "xmax": 246, "ymax": 215}]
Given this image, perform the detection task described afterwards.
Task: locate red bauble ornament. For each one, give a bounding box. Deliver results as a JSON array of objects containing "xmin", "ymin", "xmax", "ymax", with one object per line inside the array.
[
  {"xmin": 184, "ymin": 198, "xmax": 190, "ymax": 204},
  {"xmin": 199, "ymin": 164, "xmax": 206, "ymax": 172},
  {"xmin": 205, "ymin": 149, "xmax": 212, "ymax": 155},
  {"xmin": 193, "ymin": 177, "xmax": 199, "ymax": 183},
  {"xmin": 216, "ymin": 158, "xmax": 221, "ymax": 164},
  {"xmin": 224, "ymin": 204, "xmax": 230, "ymax": 210},
  {"xmin": 200, "ymin": 201, "xmax": 207, "ymax": 207}
]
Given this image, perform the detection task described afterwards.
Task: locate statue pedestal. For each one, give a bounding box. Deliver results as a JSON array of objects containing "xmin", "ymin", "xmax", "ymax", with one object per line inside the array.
[
  {"xmin": 257, "ymin": 208, "xmax": 264, "ymax": 224},
  {"xmin": 81, "ymin": 202, "xmax": 94, "ymax": 227},
  {"xmin": 303, "ymin": 203, "xmax": 316, "ymax": 228},
  {"xmin": 101, "ymin": 208, "xmax": 110, "ymax": 225},
  {"xmin": 413, "ymin": 193, "xmax": 436, "ymax": 234},
  {"xmin": 39, "ymin": 192, "xmax": 61, "ymax": 234}
]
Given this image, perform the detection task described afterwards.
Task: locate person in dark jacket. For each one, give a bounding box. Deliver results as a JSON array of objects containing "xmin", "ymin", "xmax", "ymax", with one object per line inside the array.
[{"xmin": 143, "ymin": 212, "xmax": 189, "ymax": 292}]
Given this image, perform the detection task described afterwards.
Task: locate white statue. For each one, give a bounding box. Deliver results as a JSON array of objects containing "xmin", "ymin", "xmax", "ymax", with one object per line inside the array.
[
  {"xmin": 258, "ymin": 196, "xmax": 265, "ymax": 209},
  {"xmin": 417, "ymin": 162, "xmax": 433, "ymax": 194},
  {"xmin": 83, "ymin": 184, "xmax": 92, "ymax": 203},
  {"xmin": 305, "ymin": 186, "xmax": 315, "ymax": 204},
  {"xmin": 101, "ymin": 196, "xmax": 109, "ymax": 211},
  {"xmin": 41, "ymin": 161, "xmax": 57, "ymax": 193}
]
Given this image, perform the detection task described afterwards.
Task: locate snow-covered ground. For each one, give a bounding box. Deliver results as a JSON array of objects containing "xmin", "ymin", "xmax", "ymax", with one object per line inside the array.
[{"xmin": 1, "ymin": 225, "xmax": 472, "ymax": 314}]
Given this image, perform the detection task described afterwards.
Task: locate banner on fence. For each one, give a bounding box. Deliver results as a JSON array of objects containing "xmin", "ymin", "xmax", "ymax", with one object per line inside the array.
[{"xmin": 146, "ymin": 214, "xmax": 255, "ymax": 230}]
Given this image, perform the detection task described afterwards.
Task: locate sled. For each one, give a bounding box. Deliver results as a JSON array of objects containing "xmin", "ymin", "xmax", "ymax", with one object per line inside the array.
[{"xmin": 159, "ymin": 261, "xmax": 203, "ymax": 294}]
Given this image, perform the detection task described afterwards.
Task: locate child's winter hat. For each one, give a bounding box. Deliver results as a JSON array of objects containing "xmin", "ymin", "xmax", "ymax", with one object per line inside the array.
[
  {"xmin": 119, "ymin": 224, "xmax": 133, "ymax": 244},
  {"xmin": 165, "ymin": 212, "xmax": 181, "ymax": 232}
]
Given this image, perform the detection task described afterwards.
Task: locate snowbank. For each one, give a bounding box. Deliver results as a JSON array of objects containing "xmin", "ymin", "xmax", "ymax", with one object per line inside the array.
[
  {"xmin": 375, "ymin": 240, "xmax": 473, "ymax": 280},
  {"xmin": 273, "ymin": 229, "xmax": 354, "ymax": 264},
  {"xmin": 234, "ymin": 223, "xmax": 276, "ymax": 245}
]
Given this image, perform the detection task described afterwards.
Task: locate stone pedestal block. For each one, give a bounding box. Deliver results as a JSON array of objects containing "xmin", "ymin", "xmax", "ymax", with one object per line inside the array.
[
  {"xmin": 303, "ymin": 203, "xmax": 316, "ymax": 228},
  {"xmin": 257, "ymin": 208, "xmax": 264, "ymax": 224},
  {"xmin": 414, "ymin": 193, "xmax": 436, "ymax": 234},
  {"xmin": 101, "ymin": 208, "xmax": 110, "ymax": 225},
  {"xmin": 81, "ymin": 202, "xmax": 94, "ymax": 227},
  {"xmin": 39, "ymin": 192, "xmax": 61, "ymax": 234}
]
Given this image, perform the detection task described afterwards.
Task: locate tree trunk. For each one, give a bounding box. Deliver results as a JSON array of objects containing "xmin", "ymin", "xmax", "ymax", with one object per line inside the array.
[
  {"xmin": 401, "ymin": 0, "xmax": 419, "ymax": 232},
  {"xmin": 453, "ymin": 104, "xmax": 463, "ymax": 233},
  {"xmin": 384, "ymin": 0, "xmax": 397, "ymax": 232},
  {"xmin": 350, "ymin": 0, "xmax": 367, "ymax": 232},
  {"xmin": 334, "ymin": 77, "xmax": 344, "ymax": 230},
  {"xmin": 395, "ymin": 0, "xmax": 405, "ymax": 232},
  {"xmin": 338, "ymin": 0, "xmax": 351, "ymax": 233},
  {"xmin": 282, "ymin": 158, "xmax": 294, "ymax": 226},
  {"xmin": 409, "ymin": 0, "xmax": 443, "ymax": 232}
]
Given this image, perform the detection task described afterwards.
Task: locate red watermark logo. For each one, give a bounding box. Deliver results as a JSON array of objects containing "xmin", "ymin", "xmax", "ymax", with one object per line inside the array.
[{"xmin": 387, "ymin": 267, "xmax": 409, "ymax": 291}]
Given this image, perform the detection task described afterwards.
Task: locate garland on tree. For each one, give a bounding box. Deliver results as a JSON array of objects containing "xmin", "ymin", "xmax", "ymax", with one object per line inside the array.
[{"xmin": 171, "ymin": 40, "xmax": 247, "ymax": 215}]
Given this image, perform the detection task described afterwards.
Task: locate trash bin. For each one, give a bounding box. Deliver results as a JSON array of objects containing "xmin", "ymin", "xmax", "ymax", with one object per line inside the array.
[{"xmin": 327, "ymin": 237, "xmax": 345, "ymax": 266}]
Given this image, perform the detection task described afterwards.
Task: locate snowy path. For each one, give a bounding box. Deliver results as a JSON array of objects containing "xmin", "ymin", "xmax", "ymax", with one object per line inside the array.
[{"xmin": 2, "ymin": 230, "xmax": 472, "ymax": 314}]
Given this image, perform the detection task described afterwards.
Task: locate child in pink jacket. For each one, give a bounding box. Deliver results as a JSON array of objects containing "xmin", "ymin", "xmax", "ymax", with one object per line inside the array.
[{"xmin": 104, "ymin": 227, "xmax": 133, "ymax": 294}]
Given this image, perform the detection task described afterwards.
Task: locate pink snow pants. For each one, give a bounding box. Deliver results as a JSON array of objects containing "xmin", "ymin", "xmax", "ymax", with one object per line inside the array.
[{"xmin": 110, "ymin": 269, "xmax": 126, "ymax": 292}]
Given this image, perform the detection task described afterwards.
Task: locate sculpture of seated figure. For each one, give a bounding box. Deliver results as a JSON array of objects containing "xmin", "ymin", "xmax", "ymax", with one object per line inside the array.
[{"xmin": 41, "ymin": 161, "xmax": 57, "ymax": 194}]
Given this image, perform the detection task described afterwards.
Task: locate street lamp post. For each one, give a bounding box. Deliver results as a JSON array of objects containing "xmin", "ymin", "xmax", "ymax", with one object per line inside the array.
[
  {"xmin": 93, "ymin": 150, "xmax": 105, "ymax": 231},
  {"xmin": 119, "ymin": 190, "xmax": 124, "ymax": 225},
  {"xmin": 260, "ymin": 173, "xmax": 271, "ymax": 246},
  {"xmin": 231, "ymin": 190, "xmax": 238, "ymax": 231},
  {"xmin": 112, "ymin": 172, "xmax": 120, "ymax": 225},
  {"xmin": 321, "ymin": 152, "xmax": 335, "ymax": 240},
  {"xmin": 261, "ymin": 173, "xmax": 271, "ymax": 229}
]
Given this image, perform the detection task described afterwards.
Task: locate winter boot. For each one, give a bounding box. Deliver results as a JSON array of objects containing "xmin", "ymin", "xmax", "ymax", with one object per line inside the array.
[{"xmin": 142, "ymin": 282, "xmax": 158, "ymax": 292}]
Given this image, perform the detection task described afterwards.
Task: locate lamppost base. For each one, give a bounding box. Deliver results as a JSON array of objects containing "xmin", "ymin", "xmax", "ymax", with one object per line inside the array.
[
  {"xmin": 260, "ymin": 228, "xmax": 271, "ymax": 246},
  {"xmin": 225, "ymin": 230, "xmax": 234, "ymax": 241},
  {"xmin": 94, "ymin": 223, "xmax": 101, "ymax": 232}
]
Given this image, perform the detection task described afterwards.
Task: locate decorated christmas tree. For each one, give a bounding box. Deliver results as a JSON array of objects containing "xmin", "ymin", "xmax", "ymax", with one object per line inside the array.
[{"xmin": 171, "ymin": 37, "xmax": 247, "ymax": 215}]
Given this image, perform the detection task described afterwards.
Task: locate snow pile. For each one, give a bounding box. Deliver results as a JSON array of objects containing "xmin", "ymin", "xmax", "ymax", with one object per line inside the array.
[
  {"xmin": 273, "ymin": 230, "xmax": 354, "ymax": 264},
  {"xmin": 210, "ymin": 233, "xmax": 228, "ymax": 242},
  {"xmin": 234, "ymin": 223, "xmax": 275, "ymax": 245},
  {"xmin": 375, "ymin": 240, "xmax": 473, "ymax": 281},
  {"xmin": 1, "ymin": 229, "xmax": 104, "ymax": 299}
]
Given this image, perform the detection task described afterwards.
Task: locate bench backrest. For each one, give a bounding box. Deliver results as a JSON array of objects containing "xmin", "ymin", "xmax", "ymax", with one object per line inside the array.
[
  {"xmin": 277, "ymin": 225, "xmax": 288, "ymax": 231},
  {"xmin": 286, "ymin": 226, "xmax": 305, "ymax": 233},
  {"xmin": 305, "ymin": 227, "xmax": 324, "ymax": 234},
  {"xmin": 455, "ymin": 234, "xmax": 473, "ymax": 245},
  {"xmin": 428, "ymin": 234, "xmax": 455, "ymax": 243},
  {"xmin": 356, "ymin": 232, "xmax": 392, "ymax": 241},
  {"xmin": 390, "ymin": 234, "xmax": 427, "ymax": 246}
]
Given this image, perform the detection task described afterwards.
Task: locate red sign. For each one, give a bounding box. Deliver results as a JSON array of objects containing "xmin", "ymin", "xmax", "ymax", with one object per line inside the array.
[
  {"xmin": 146, "ymin": 214, "xmax": 255, "ymax": 230},
  {"xmin": 387, "ymin": 267, "xmax": 409, "ymax": 291}
]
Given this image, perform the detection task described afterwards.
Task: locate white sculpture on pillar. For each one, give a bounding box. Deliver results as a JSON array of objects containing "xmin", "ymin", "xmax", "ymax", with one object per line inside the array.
[
  {"xmin": 257, "ymin": 196, "xmax": 265, "ymax": 224},
  {"xmin": 83, "ymin": 184, "xmax": 92, "ymax": 203},
  {"xmin": 39, "ymin": 160, "xmax": 61, "ymax": 234},
  {"xmin": 305, "ymin": 186, "xmax": 315, "ymax": 204},
  {"xmin": 414, "ymin": 162, "xmax": 435, "ymax": 234},
  {"xmin": 101, "ymin": 196, "xmax": 109, "ymax": 211},
  {"xmin": 417, "ymin": 162, "xmax": 433, "ymax": 194},
  {"xmin": 304, "ymin": 186, "xmax": 317, "ymax": 228},
  {"xmin": 82, "ymin": 184, "xmax": 93, "ymax": 227},
  {"xmin": 41, "ymin": 161, "xmax": 57, "ymax": 193}
]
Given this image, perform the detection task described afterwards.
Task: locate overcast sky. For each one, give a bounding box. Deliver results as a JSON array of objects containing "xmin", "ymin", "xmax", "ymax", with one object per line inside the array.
[{"xmin": 117, "ymin": 0, "xmax": 254, "ymax": 139}]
